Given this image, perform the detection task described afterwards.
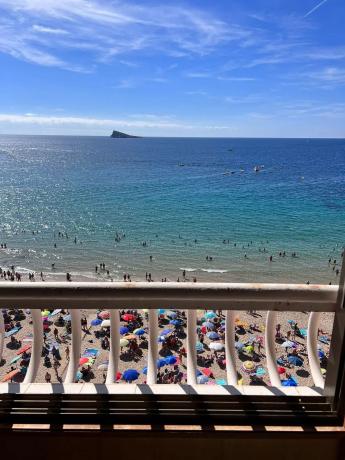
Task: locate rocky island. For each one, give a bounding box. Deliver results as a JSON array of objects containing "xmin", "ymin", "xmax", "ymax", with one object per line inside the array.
[{"xmin": 110, "ymin": 130, "xmax": 141, "ymax": 138}]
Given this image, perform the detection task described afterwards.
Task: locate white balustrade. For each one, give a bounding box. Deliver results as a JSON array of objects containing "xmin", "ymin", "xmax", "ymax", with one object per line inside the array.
[
  {"xmin": 307, "ymin": 312, "xmax": 324, "ymax": 388},
  {"xmin": 147, "ymin": 308, "xmax": 158, "ymax": 385},
  {"xmin": 225, "ymin": 310, "xmax": 237, "ymax": 385},
  {"xmin": 187, "ymin": 309, "xmax": 197, "ymax": 384},
  {"xmin": 64, "ymin": 309, "xmax": 81, "ymax": 383},
  {"xmin": 23, "ymin": 308, "xmax": 43, "ymax": 383},
  {"xmin": 0, "ymin": 281, "xmax": 342, "ymax": 393},
  {"xmin": 106, "ymin": 309, "xmax": 120, "ymax": 383},
  {"xmin": 265, "ymin": 311, "xmax": 281, "ymax": 387}
]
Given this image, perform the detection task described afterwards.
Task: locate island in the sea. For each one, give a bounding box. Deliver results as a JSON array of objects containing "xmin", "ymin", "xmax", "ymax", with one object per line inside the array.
[{"xmin": 110, "ymin": 130, "xmax": 141, "ymax": 138}]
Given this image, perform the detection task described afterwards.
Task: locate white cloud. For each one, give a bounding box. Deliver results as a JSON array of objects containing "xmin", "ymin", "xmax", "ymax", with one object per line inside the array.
[
  {"xmin": 0, "ymin": 112, "xmax": 233, "ymax": 132},
  {"xmin": 0, "ymin": 0, "xmax": 244, "ymax": 70}
]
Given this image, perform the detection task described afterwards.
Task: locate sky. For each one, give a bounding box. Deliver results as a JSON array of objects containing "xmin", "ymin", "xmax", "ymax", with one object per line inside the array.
[{"xmin": 0, "ymin": 0, "xmax": 344, "ymax": 137}]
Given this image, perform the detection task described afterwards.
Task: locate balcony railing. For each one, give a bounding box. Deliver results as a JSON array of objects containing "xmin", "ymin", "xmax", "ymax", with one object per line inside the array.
[{"xmin": 0, "ymin": 264, "xmax": 345, "ymax": 426}]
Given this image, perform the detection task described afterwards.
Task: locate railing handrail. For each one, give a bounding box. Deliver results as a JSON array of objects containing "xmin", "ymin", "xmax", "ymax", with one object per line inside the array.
[{"xmin": 0, "ymin": 281, "xmax": 338, "ymax": 311}]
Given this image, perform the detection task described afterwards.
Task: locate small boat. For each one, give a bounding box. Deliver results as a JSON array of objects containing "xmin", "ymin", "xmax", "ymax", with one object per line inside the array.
[
  {"xmin": 254, "ymin": 165, "xmax": 261, "ymax": 172},
  {"xmin": 223, "ymin": 170, "xmax": 230, "ymax": 176},
  {"xmin": 178, "ymin": 163, "xmax": 185, "ymax": 167}
]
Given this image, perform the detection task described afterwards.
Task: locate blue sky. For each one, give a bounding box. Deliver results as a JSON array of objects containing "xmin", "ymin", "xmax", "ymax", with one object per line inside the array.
[{"xmin": 0, "ymin": 0, "xmax": 344, "ymax": 137}]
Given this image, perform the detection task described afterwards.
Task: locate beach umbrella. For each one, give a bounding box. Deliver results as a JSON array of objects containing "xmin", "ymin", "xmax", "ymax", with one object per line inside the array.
[
  {"xmin": 16, "ymin": 345, "xmax": 31, "ymax": 355},
  {"xmin": 207, "ymin": 331, "xmax": 220, "ymax": 340},
  {"xmin": 197, "ymin": 375, "xmax": 209, "ymax": 384},
  {"xmin": 134, "ymin": 328, "xmax": 145, "ymax": 336},
  {"xmin": 196, "ymin": 342, "xmax": 204, "ymax": 353},
  {"xmin": 244, "ymin": 345, "xmax": 254, "ymax": 354},
  {"xmin": 281, "ymin": 340, "xmax": 295, "ymax": 349},
  {"xmin": 158, "ymin": 309, "xmax": 166, "ymax": 315},
  {"xmin": 166, "ymin": 311, "xmax": 177, "ymax": 319},
  {"xmin": 5, "ymin": 327, "xmax": 20, "ymax": 338},
  {"xmin": 202, "ymin": 368, "xmax": 213, "ymax": 377},
  {"xmin": 99, "ymin": 311, "xmax": 110, "ymax": 320},
  {"xmin": 209, "ymin": 342, "xmax": 224, "ymax": 351},
  {"xmin": 201, "ymin": 326, "xmax": 207, "ymax": 334},
  {"xmin": 122, "ymin": 313, "xmax": 135, "ymax": 322},
  {"xmin": 123, "ymin": 369, "xmax": 140, "ymax": 382},
  {"xmin": 120, "ymin": 338, "xmax": 129, "ymax": 347},
  {"xmin": 256, "ymin": 367, "xmax": 266, "ymax": 376},
  {"xmin": 120, "ymin": 326, "xmax": 129, "ymax": 335},
  {"xmin": 242, "ymin": 361, "xmax": 257, "ymax": 374},
  {"xmin": 1, "ymin": 369, "xmax": 21, "ymax": 382},
  {"xmin": 235, "ymin": 341, "xmax": 244, "ymax": 350},
  {"xmin": 41, "ymin": 310, "xmax": 50, "ymax": 317},
  {"xmin": 202, "ymin": 321, "xmax": 215, "ymax": 330},
  {"xmin": 281, "ymin": 378, "xmax": 298, "ymax": 387},
  {"xmin": 170, "ymin": 319, "xmax": 183, "ymax": 327},
  {"xmin": 101, "ymin": 320, "xmax": 110, "ymax": 328},
  {"xmin": 288, "ymin": 355, "xmax": 303, "ymax": 366},
  {"xmin": 63, "ymin": 314, "xmax": 71, "ymax": 321},
  {"xmin": 157, "ymin": 358, "xmax": 167, "ymax": 368},
  {"xmin": 205, "ymin": 311, "xmax": 217, "ymax": 320},
  {"xmin": 50, "ymin": 309, "xmax": 62, "ymax": 317},
  {"xmin": 91, "ymin": 318, "xmax": 102, "ymax": 327},
  {"xmin": 158, "ymin": 336, "xmax": 166, "ymax": 343},
  {"xmin": 142, "ymin": 367, "xmax": 148, "ymax": 375},
  {"xmin": 160, "ymin": 329, "xmax": 172, "ymax": 336},
  {"xmin": 165, "ymin": 355, "xmax": 177, "ymax": 365},
  {"xmin": 216, "ymin": 379, "xmax": 227, "ymax": 385},
  {"xmin": 277, "ymin": 366, "xmax": 286, "ymax": 375},
  {"xmin": 79, "ymin": 357, "xmax": 92, "ymax": 366}
]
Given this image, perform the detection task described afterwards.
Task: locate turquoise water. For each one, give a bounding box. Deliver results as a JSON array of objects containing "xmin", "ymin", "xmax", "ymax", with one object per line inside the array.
[{"xmin": 0, "ymin": 135, "xmax": 344, "ymax": 283}]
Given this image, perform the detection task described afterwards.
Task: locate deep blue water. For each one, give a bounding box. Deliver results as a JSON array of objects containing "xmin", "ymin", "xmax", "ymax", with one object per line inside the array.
[{"xmin": 0, "ymin": 135, "xmax": 344, "ymax": 283}]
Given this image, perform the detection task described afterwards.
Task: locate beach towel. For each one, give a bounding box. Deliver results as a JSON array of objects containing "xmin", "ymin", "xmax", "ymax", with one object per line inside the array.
[{"xmin": 82, "ymin": 348, "xmax": 99, "ymax": 358}]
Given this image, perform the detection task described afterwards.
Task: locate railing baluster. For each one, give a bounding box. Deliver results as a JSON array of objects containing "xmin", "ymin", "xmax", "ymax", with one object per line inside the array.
[
  {"xmin": 106, "ymin": 308, "xmax": 120, "ymax": 383},
  {"xmin": 265, "ymin": 311, "xmax": 281, "ymax": 387},
  {"xmin": 307, "ymin": 312, "xmax": 324, "ymax": 388},
  {"xmin": 24, "ymin": 308, "xmax": 43, "ymax": 383},
  {"xmin": 0, "ymin": 310, "xmax": 5, "ymax": 365},
  {"xmin": 225, "ymin": 310, "xmax": 237, "ymax": 385},
  {"xmin": 64, "ymin": 309, "xmax": 81, "ymax": 383},
  {"xmin": 187, "ymin": 309, "xmax": 197, "ymax": 384},
  {"xmin": 147, "ymin": 308, "xmax": 158, "ymax": 385}
]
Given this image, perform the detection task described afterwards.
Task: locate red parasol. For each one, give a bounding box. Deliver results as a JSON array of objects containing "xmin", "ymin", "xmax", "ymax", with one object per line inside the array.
[{"xmin": 122, "ymin": 314, "xmax": 135, "ymax": 322}]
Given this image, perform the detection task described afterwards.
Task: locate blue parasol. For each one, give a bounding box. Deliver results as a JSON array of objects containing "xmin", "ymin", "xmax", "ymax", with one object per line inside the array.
[
  {"xmin": 165, "ymin": 355, "xmax": 177, "ymax": 365},
  {"xmin": 123, "ymin": 369, "xmax": 140, "ymax": 382},
  {"xmin": 91, "ymin": 318, "xmax": 102, "ymax": 326}
]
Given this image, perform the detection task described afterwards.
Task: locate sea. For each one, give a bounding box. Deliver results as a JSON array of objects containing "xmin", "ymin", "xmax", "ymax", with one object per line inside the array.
[{"xmin": 0, "ymin": 135, "xmax": 344, "ymax": 284}]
